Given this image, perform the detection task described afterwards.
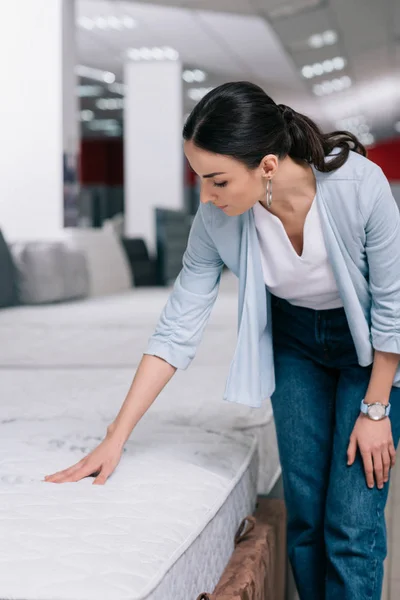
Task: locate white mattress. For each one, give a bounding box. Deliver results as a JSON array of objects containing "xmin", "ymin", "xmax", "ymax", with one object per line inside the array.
[
  {"xmin": 0, "ymin": 271, "xmax": 281, "ymax": 598},
  {"xmin": 0, "ymin": 323, "xmax": 237, "ymax": 368},
  {"xmin": 0, "ymin": 416, "xmax": 259, "ymax": 600},
  {"xmin": 0, "ymin": 368, "xmax": 281, "ymax": 496},
  {"xmin": 0, "ymin": 276, "xmax": 237, "ymax": 369}
]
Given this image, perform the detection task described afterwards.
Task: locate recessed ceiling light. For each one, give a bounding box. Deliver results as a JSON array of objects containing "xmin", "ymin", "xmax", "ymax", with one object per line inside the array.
[
  {"xmin": 80, "ymin": 110, "xmax": 94, "ymax": 122},
  {"xmin": 96, "ymin": 98, "xmax": 124, "ymax": 110},
  {"xmin": 122, "ymin": 16, "xmax": 136, "ymax": 29},
  {"xmin": 313, "ymin": 63, "xmax": 324, "ymax": 76},
  {"xmin": 313, "ymin": 75, "xmax": 352, "ymax": 96},
  {"xmin": 322, "ymin": 60, "xmax": 334, "ymax": 73},
  {"xmin": 77, "ymin": 15, "xmax": 137, "ymax": 30},
  {"xmin": 77, "ymin": 85, "xmax": 104, "ymax": 97},
  {"xmin": 108, "ymin": 82, "xmax": 126, "ymax": 96},
  {"xmin": 332, "ymin": 56, "xmax": 346, "ymax": 70},
  {"xmin": 77, "ymin": 17, "xmax": 94, "ymax": 30},
  {"xmin": 127, "ymin": 46, "xmax": 179, "ymax": 61},
  {"xmin": 308, "ymin": 30, "xmax": 338, "ymax": 49},
  {"xmin": 183, "ymin": 69, "xmax": 206, "ymax": 83},
  {"xmin": 87, "ymin": 119, "xmax": 121, "ymax": 132},
  {"xmin": 76, "ymin": 65, "xmax": 116, "ymax": 84},
  {"xmin": 187, "ymin": 87, "xmax": 214, "ymax": 101},
  {"xmin": 301, "ymin": 56, "xmax": 347, "ymax": 80},
  {"xmin": 323, "ymin": 30, "xmax": 338, "ymax": 45},
  {"xmin": 309, "ymin": 34, "xmax": 324, "ymax": 49},
  {"xmin": 359, "ymin": 133, "xmax": 375, "ymax": 146},
  {"xmin": 268, "ymin": 0, "xmax": 321, "ymax": 20}
]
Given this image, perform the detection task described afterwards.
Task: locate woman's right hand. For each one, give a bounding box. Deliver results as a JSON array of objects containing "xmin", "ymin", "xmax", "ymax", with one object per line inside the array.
[{"xmin": 43, "ymin": 425, "xmax": 125, "ymax": 485}]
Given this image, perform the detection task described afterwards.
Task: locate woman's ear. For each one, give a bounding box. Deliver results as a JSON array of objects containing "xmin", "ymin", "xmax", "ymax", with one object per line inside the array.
[{"xmin": 260, "ymin": 154, "xmax": 279, "ymax": 180}]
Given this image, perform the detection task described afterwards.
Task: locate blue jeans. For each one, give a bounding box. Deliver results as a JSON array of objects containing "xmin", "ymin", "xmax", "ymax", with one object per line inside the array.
[{"xmin": 270, "ymin": 294, "xmax": 400, "ymax": 600}]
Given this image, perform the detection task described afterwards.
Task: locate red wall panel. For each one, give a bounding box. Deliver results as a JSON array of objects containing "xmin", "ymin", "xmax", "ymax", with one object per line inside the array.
[
  {"xmin": 79, "ymin": 136, "xmax": 400, "ymax": 186},
  {"xmin": 368, "ymin": 138, "xmax": 400, "ymax": 182},
  {"xmin": 80, "ymin": 139, "xmax": 124, "ymax": 185}
]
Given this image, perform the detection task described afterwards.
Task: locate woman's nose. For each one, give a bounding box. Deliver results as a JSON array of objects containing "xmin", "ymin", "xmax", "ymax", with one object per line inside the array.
[{"xmin": 200, "ymin": 187, "xmax": 216, "ymax": 205}]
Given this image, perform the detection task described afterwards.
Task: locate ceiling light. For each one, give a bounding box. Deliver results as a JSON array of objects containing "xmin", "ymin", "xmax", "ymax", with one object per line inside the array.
[
  {"xmin": 322, "ymin": 30, "xmax": 338, "ymax": 45},
  {"xmin": 96, "ymin": 98, "xmax": 124, "ymax": 110},
  {"xmin": 163, "ymin": 47, "xmax": 179, "ymax": 60},
  {"xmin": 332, "ymin": 56, "xmax": 346, "ymax": 70},
  {"xmin": 322, "ymin": 60, "xmax": 334, "ymax": 73},
  {"xmin": 313, "ymin": 85, "xmax": 323, "ymax": 96},
  {"xmin": 183, "ymin": 69, "xmax": 206, "ymax": 83},
  {"xmin": 77, "ymin": 17, "xmax": 94, "ymax": 30},
  {"xmin": 308, "ymin": 30, "xmax": 338, "ymax": 49},
  {"xmin": 76, "ymin": 65, "xmax": 116, "ymax": 84},
  {"xmin": 335, "ymin": 115, "xmax": 374, "ymax": 145},
  {"xmin": 313, "ymin": 63, "xmax": 324, "ymax": 76},
  {"xmin": 77, "ymin": 15, "xmax": 137, "ymax": 30},
  {"xmin": 188, "ymin": 87, "xmax": 214, "ymax": 101},
  {"xmin": 331, "ymin": 78, "xmax": 344, "ymax": 91},
  {"xmin": 193, "ymin": 69, "xmax": 206, "ymax": 82},
  {"xmin": 313, "ymin": 75, "xmax": 352, "ymax": 96},
  {"xmin": 107, "ymin": 16, "xmax": 122, "ymax": 30},
  {"xmin": 359, "ymin": 133, "xmax": 375, "ymax": 146},
  {"xmin": 80, "ymin": 110, "xmax": 94, "ymax": 122},
  {"xmin": 268, "ymin": 0, "xmax": 321, "ymax": 20},
  {"xmin": 394, "ymin": 121, "xmax": 400, "ymax": 133},
  {"xmin": 127, "ymin": 46, "xmax": 179, "ymax": 61},
  {"xmin": 87, "ymin": 119, "xmax": 121, "ymax": 131},
  {"xmin": 152, "ymin": 48, "xmax": 165, "ymax": 60},
  {"xmin": 183, "ymin": 71, "xmax": 194, "ymax": 83},
  {"xmin": 301, "ymin": 65, "xmax": 315, "ymax": 79},
  {"xmin": 108, "ymin": 82, "xmax": 126, "ymax": 96},
  {"xmin": 95, "ymin": 16, "xmax": 107, "ymax": 29},
  {"xmin": 301, "ymin": 56, "xmax": 347, "ymax": 80},
  {"xmin": 77, "ymin": 85, "xmax": 104, "ymax": 97},
  {"xmin": 340, "ymin": 75, "xmax": 352, "ymax": 88},
  {"xmin": 309, "ymin": 34, "xmax": 324, "ymax": 49},
  {"xmin": 122, "ymin": 16, "xmax": 136, "ymax": 29}
]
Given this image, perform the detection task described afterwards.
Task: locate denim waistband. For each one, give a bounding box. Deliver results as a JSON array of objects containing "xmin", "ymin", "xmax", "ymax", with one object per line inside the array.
[
  {"xmin": 270, "ymin": 293, "xmax": 359, "ymax": 366},
  {"xmin": 270, "ymin": 294, "xmax": 346, "ymax": 318}
]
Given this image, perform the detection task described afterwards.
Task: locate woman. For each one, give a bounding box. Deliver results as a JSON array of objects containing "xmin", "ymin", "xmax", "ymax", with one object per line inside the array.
[{"xmin": 44, "ymin": 82, "xmax": 400, "ymax": 599}]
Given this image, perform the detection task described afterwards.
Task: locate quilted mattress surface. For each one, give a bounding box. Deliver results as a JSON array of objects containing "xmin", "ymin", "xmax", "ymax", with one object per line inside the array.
[
  {"xmin": 0, "ymin": 367, "xmax": 280, "ymax": 496},
  {"xmin": 0, "ymin": 414, "xmax": 258, "ymax": 600}
]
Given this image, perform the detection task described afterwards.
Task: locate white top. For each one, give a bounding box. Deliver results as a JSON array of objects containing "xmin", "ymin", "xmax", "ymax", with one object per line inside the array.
[{"xmin": 253, "ymin": 197, "xmax": 344, "ymax": 310}]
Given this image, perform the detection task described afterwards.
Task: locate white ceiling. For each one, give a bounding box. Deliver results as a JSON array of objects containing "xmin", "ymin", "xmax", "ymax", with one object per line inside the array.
[{"xmin": 77, "ymin": 0, "xmax": 400, "ymax": 142}]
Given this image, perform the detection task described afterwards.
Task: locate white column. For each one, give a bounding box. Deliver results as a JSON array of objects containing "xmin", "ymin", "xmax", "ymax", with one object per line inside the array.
[
  {"xmin": 124, "ymin": 60, "xmax": 184, "ymax": 256},
  {"xmin": 0, "ymin": 0, "xmax": 79, "ymax": 241}
]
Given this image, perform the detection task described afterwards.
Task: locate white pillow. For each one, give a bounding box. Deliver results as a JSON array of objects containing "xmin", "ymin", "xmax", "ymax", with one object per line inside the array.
[{"xmin": 62, "ymin": 227, "xmax": 133, "ymax": 297}]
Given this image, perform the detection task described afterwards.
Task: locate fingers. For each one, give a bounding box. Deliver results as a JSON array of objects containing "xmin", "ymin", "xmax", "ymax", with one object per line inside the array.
[
  {"xmin": 360, "ymin": 451, "xmax": 375, "ymax": 489},
  {"xmin": 382, "ymin": 448, "xmax": 391, "ymax": 484},
  {"xmin": 93, "ymin": 466, "xmax": 113, "ymax": 485},
  {"xmin": 372, "ymin": 450, "xmax": 384, "ymax": 489},
  {"xmin": 347, "ymin": 435, "xmax": 357, "ymax": 466},
  {"xmin": 389, "ymin": 439, "xmax": 396, "ymax": 468},
  {"xmin": 44, "ymin": 460, "xmax": 97, "ymax": 484},
  {"xmin": 43, "ymin": 460, "xmax": 84, "ymax": 483}
]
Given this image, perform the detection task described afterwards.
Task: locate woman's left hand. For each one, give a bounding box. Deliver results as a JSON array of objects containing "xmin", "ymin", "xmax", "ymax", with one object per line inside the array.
[{"xmin": 347, "ymin": 414, "xmax": 396, "ymax": 489}]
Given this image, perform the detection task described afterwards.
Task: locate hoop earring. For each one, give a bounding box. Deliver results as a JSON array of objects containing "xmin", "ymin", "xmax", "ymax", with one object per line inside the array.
[{"xmin": 266, "ymin": 178, "xmax": 273, "ymax": 209}]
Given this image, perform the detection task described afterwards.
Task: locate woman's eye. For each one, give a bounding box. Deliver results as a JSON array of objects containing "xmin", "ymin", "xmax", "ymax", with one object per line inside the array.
[{"xmin": 213, "ymin": 181, "xmax": 228, "ymax": 188}]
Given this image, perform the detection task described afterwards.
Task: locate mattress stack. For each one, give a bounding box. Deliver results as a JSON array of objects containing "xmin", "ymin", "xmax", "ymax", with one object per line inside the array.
[{"xmin": 0, "ymin": 271, "xmax": 281, "ymax": 600}]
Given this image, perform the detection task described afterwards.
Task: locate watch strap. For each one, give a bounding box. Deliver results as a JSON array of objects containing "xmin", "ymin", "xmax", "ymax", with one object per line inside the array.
[{"xmin": 360, "ymin": 399, "xmax": 391, "ymax": 417}]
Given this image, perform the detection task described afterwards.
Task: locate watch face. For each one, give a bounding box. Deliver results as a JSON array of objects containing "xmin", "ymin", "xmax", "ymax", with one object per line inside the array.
[{"xmin": 368, "ymin": 404, "xmax": 386, "ymax": 420}]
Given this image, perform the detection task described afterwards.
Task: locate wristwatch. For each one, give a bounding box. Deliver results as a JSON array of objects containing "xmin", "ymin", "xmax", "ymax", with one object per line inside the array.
[{"xmin": 360, "ymin": 399, "xmax": 391, "ymax": 421}]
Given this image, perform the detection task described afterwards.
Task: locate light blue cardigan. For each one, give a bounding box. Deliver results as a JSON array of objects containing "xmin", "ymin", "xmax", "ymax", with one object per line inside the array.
[{"xmin": 145, "ymin": 151, "xmax": 400, "ymax": 408}]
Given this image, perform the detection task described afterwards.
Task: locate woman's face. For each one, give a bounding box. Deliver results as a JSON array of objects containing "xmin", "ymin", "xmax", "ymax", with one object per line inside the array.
[{"xmin": 184, "ymin": 141, "xmax": 274, "ymax": 216}]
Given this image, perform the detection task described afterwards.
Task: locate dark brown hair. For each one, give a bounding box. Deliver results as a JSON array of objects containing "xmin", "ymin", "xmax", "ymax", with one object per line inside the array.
[{"xmin": 183, "ymin": 81, "xmax": 366, "ymax": 173}]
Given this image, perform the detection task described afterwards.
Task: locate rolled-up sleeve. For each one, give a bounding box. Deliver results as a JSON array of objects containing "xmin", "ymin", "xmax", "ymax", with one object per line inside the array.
[
  {"xmin": 143, "ymin": 205, "xmax": 225, "ymax": 369},
  {"xmin": 362, "ymin": 165, "xmax": 400, "ymax": 354}
]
